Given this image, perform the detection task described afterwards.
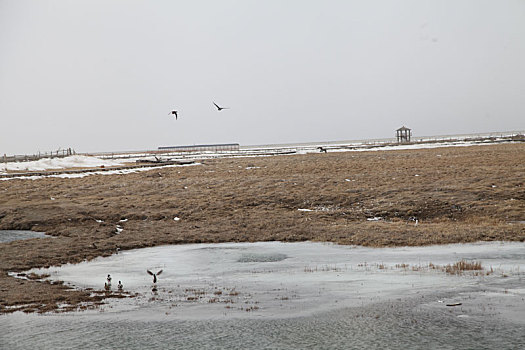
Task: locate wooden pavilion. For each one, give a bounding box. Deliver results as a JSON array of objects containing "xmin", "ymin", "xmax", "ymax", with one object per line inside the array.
[{"xmin": 396, "ymin": 126, "xmax": 412, "ymax": 143}]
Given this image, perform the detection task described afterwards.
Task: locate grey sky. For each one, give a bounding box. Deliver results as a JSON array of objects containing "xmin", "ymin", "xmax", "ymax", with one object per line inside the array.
[{"xmin": 1, "ymin": 0, "xmax": 524, "ymax": 155}]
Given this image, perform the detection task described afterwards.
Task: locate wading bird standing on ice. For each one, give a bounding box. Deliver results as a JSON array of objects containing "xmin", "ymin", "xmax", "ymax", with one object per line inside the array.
[
  {"xmin": 169, "ymin": 110, "xmax": 178, "ymax": 120},
  {"xmin": 213, "ymin": 102, "xmax": 229, "ymax": 111},
  {"xmin": 147, "ymin": 269, "xmax": 163, "ymax": 283}
]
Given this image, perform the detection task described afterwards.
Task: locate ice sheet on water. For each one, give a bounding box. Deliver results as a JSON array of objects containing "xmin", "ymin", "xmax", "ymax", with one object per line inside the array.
[
  {"xmin": 237, "ymin": 252, "xmax": 287, "ymax": 262},
  {"xmin": 21, "ymin": 241, "xmax": 525, "ymax": 320}
]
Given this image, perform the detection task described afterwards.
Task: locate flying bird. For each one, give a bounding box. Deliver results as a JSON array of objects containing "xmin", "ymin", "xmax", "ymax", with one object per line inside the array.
[
  {"xmin": 169, "ymin": 110, "xmax": 178, "ymax": 119},
  {"xmin": 213, "ymin": 102, "xmax": 229, "ymax": 111},
  {"xmin": 147, "ymin": 269, "xmax": 163, "ymax": 283}
]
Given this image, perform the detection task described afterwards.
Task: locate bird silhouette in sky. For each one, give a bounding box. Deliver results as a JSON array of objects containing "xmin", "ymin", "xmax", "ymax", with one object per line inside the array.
[
  {"xmin": 213, "ymin": 102, "xmax": 229, "ymax": 111},
  {"xmin": 147, "ymin": 269, "xmax": 163, "ymax": 283},
  {"xmin": 169, "ymin": 110, "xmax": 178, "ymax": 119}
]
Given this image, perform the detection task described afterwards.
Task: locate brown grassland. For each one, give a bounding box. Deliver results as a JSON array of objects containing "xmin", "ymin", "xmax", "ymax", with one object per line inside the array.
[{"xmin": 1, "ymin": 143, "xmax": 524, "ymax": 313}]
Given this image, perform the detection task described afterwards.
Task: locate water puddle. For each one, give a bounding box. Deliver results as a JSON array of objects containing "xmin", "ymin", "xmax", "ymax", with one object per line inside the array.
[{"xmin": 0, "ymin": 230, "xmax": 50, "ymax": 243}]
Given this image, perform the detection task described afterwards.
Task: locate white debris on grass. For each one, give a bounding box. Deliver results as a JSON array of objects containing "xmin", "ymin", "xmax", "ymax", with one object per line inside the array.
[
  {"xmin": 367, "ymin": 217, "xmax": 382, "ymax": 221},
  {"xmin": 298, "ymin": 209, "xmax": 313, "ymax": 212},
  {"xmin": 174, "ymin": 217, "xmax": 180, "ymax": 221}
]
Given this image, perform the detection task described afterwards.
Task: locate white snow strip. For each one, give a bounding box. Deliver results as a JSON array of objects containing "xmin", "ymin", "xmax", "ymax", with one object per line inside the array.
[
  {"xmin": 1, "ymin": 155, "xmax": 125, "ymax": 172},
  {"xmin": 0, "ymin": 163, "xmax": 201, "ymax": 181}
]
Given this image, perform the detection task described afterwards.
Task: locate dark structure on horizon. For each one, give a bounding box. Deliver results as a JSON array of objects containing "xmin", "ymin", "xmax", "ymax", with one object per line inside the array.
[{"xmin": 396, "ymin": 126, "xmax": 412, "ymax": 143}]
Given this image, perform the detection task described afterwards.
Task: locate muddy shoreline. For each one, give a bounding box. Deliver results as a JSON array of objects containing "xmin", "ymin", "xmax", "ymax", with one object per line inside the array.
[{"xmin": 1, "ymin": 143, "xmax": 524, "ymax": 314}]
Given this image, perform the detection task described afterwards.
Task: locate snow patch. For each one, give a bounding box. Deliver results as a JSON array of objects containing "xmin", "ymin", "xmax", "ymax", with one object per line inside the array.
[{"xmin": 1, "ymin": 155, "xmax": 125, "ymax": 172}]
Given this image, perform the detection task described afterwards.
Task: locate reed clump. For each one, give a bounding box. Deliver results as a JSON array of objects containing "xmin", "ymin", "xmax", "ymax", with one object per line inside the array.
[{"xmin": 445, "ymin": 260, "xmax": 482, "ymax": 275}]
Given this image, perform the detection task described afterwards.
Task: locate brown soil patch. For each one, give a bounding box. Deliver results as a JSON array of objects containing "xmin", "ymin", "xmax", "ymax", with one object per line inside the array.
[{"xmin": 1, "ymin": 143, "xmax": 524, "ymax": 313}]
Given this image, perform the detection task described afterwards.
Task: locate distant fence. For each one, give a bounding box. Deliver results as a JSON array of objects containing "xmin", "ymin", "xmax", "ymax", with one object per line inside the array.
[
  {"xmin": 3, "ymin": 148, "xmax": 75, "ymax": 163},
  {"xmin": 353, "ymin": 132, "xmax": 525, "ymax": 147},
  {"xmin": 158, "ymin": 143, "xmax": 240, "ymax": 152}
]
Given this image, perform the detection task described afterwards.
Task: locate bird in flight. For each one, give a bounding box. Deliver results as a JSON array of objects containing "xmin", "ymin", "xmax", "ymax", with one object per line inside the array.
[
  {"xmin": 213, "ymin": 102, "xmax": 229, "ymax": 111},
  {"xmin": 169, "ymin": 110, "xmax": 178, "ymax": 120},
  {"xmin": 147, "ymin": 269, "xmax": 163, "ymax": 283}
]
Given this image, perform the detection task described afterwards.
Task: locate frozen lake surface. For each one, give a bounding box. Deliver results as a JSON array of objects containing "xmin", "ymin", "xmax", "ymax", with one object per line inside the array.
[{"xmin": 2, "ymin": 241, "xmax": 525, "ymax": 349}]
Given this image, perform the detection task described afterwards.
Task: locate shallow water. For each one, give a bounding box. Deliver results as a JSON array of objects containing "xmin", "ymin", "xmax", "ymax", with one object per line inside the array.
[
  {"xmin": 0, "ymin": 230, "xmax": 48, "ymax": 243},
  {"xmin": 2, "ymin": 241, "xmax": 525, "ymax": 349},
  {"xmin": 2, "ymin": 290, "xmax": 524, "ymax": 350}
]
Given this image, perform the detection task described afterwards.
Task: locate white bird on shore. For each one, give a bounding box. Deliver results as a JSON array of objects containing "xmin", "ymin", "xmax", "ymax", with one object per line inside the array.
[
  {"xmin": 147, "ymin": 269, "xmax": 163, "ymax": 283},
  {"xmin": 107, "ymin": 274, "xmax": 112, "ymax": 285},
  {"xmin": 117, "ymin": 281, "xmax": 123, "ymax": 291}
]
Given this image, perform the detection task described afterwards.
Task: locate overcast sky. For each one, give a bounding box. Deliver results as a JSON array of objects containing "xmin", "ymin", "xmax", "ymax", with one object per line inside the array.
[{"xmin": 1, "ymin": 0, "xmax": 524, "ymax": 155}]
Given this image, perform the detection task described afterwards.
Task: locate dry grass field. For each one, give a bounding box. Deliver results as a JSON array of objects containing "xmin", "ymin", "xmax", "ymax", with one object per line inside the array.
[{"xmin": 1, "ymin": 143, "xmax": 524, "ymax": 313}]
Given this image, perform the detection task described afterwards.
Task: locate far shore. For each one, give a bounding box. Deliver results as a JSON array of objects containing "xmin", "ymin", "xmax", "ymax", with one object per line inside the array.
[{"xmin": 1, "ymin": 143, "xmax": 524, "ymax": 314}]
